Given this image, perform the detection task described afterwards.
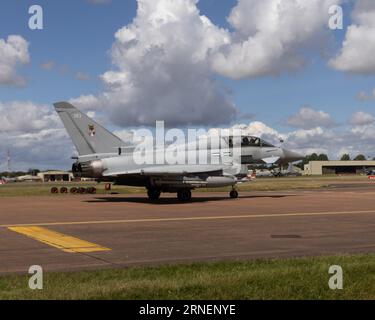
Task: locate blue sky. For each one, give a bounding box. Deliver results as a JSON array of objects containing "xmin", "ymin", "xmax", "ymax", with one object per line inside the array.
[
  {"xmin": 0, "ymin": 0, "xmax": 137, "ymax": 103},
  {"xmin": 1, "ymin": 0, "xmax": 375, "ymax": 169}
]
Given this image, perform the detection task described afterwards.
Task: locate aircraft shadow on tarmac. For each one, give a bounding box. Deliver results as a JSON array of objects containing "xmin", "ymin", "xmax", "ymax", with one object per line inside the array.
[{"xmin": 85, "ymin": 194, "xmax": 292, "ymax": 205}]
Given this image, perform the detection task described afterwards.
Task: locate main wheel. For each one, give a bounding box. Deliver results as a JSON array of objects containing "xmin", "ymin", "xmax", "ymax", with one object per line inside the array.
[
  {"xmin": 229, "ymin": 190, "xmax": 238, "ymax": 199},
  {"xmin": 60, "ymin": 187, "xmax": 68, "ymax": 194},
  {"xmin": 147, "ymin": 188, "xmax": 161, "ymax": 201},
  {"xmin": 177, "ymin": 189, "xmax": 192, "ymax": 202},
  {"xmin": 51, "ymin": 187, "xmax": 59, "ymax": 194},
  {"xmin": 70, "ymin": 187, "xmax": 78, "ymax": 194},
  {"xmin": 78, "ymin": 187, "xmax": 86, "ymax": 194},
  {"xmin": 89, "ymin": 187, "xmax": 97, "ymax": 194}
]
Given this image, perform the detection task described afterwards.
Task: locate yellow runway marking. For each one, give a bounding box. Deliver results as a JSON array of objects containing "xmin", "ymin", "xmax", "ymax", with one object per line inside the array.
[
  {"xmin": 2, "ymin": 209, "xmax": 375, "ymax": 228},
  {"xmin": 8, "ymin": 226, "xmax": 110, "ymax": 253}
]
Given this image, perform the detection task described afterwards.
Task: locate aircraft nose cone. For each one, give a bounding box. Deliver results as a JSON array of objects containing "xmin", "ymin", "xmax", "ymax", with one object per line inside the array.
[{"xmin": 282, "ymin": 149, "xmax": 304, "ymax": 163}]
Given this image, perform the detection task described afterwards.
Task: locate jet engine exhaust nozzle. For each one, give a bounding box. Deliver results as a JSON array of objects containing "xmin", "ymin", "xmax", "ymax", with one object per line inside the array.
[{"xmin": 72, "ymin": 160, "xmax": 105, "ymax": 178}]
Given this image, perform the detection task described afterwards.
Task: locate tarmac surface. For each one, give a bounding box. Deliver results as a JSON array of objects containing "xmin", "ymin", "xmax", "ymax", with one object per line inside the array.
[{"xmin": 1, "ymin": 182, "xmax": 375, "ymax": 274}]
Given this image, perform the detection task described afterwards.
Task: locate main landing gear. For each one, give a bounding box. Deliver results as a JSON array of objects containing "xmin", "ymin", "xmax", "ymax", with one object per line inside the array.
[
  {"xmin": 147, "ymin": 188, "xmax": 193, "ymax": 202},
  {"xmin": 147, "ymin": 188, "xmax": 237, "ymax": 202},
  {"xmin": 147, "ymin": 188, "xmax": 161, "ymax": 201},
  {"xmin": 229, "ymin": 189, "xmax": 238, "ymax": 199},
  {"xmin": 177, "ymin": 189, "xmax": 192, "ymax": 202}
]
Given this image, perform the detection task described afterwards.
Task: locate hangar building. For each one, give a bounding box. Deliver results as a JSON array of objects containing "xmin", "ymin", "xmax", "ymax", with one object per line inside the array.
[
  {"xmin": 304, "ymin": 161, "xmax": 375, "ymax": 175},
  {"xmin": 37, "ymin": 171, "xmax": 74, "ymax": 182}
]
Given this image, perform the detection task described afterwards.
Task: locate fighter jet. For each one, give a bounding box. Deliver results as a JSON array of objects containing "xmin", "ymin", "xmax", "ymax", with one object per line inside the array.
[{"xmin": 54, "ymin": 102, "xmax": 303, "ymax": 201}]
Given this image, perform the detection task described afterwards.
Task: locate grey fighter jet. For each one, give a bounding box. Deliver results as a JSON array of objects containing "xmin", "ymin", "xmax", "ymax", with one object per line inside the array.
[{"xmin": 54, "ymin": 102, "xmax": 303, "ymax": 201}]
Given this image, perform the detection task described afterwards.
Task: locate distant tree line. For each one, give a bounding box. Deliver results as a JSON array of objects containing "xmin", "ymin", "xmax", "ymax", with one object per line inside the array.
[
  {"xmin": 339, "ymin": 154, "xmax": 368, "ymax": 161},
  {"xmin": 296, "ymin": 153, "xmax": 329, "ymax": 169},
  {"xmin": 1, "ymin": 169, "xmax": 40, "ymax": 178}
]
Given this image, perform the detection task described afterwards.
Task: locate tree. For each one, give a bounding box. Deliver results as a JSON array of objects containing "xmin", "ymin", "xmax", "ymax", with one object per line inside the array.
[
  {"xmin": 318, "ymin": 153, "xmax": 329, "ymax": 161},
  {"xmin": 340, "ymin": 154, "xmax": 350, "ymax": 161},
  {"xmin": 309, "ymin": 153, "xmax": 319, "ymax": 161},
  {"xmin": 296, "ymin": 153, "xmax": 327, "ymax": 169},
  {"xmin": 354, "ymin": 154, "xmax": 366, "ymax": 161},
  {"xmin": 28, "ymin": 168, "xmax": 40, "ymax": 176}
]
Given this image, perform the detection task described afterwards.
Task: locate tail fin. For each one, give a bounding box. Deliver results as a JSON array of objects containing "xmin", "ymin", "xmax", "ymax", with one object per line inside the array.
[{"xmin": 54, "ymin": 102, "xmax": 124, "ymax": 156}]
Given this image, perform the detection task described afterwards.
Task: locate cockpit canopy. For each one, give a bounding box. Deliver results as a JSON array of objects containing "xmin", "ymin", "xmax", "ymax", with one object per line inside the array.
[{"xmin": 228, "ymin": 136, "xmax": 275, "ymax": 148}]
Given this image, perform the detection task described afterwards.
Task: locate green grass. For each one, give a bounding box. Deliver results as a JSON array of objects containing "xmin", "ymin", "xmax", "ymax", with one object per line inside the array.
[
  {"xmin": 1, "ymin": 254, "xmax": 374, "ymax": 300},
  {"xmin": 0, "ymin": 182, "xmax": 145, "ymax": 197},
  {"xmin": 0, "ymin": 175, "xmax": 368, "ymax": 197}
]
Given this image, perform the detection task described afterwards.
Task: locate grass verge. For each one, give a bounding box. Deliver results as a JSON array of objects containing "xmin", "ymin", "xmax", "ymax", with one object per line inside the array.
[
  {"xmin": 0, "ymin": 254, "xmax": 374, "ymax": 300},
  {"xmin": 0, "ymin": 175, "xmax": 368, "ymax": 197}
]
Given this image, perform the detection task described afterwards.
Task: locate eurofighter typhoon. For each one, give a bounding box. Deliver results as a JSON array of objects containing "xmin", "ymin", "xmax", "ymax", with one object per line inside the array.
[{"xmin": 55, "ymin": 102, "xmax": 303, "ymax": 202}]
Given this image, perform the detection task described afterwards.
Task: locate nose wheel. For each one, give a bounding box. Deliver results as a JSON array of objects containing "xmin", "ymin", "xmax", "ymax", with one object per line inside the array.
[{"xmin": 229, "ymin": 190, "xmax": 238, "ymax": 199}]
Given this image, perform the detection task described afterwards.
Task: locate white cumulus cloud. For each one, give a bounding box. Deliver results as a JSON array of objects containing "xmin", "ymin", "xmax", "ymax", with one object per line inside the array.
[
  {"xmin": 211, "ymin": 0, "xmax": 341, "ymax": 79},
  {"xmin": 233, "ymin": 119, "xmax": 375, "ymax": 160},
  {"xmin": 287, "ymin": 107, "xmax": 335, "ymax": 129},
  {"xmin": 349, "ymin": 111, "xmax": 375, "ymax": 126},
  {"xmin": 95, "ymin": 0, "xmax": 236, "ymax": 127},
  {"xmin": 0, "ymin": 101, "xmax": 60, "ymax": 133},
  {"xmin": 0, "ymin": 35, "xmax": 30, "ymax": 86},
  {"xmin": 69, "ymin": 95, "xmax": 102, "ymax": 111},
  {"xmin": 71, "ymin": 0, "xmax": 343, "ymax": 128},
  {"xmin": 329, "ymin": 0, "xmax": 375, "ymax": 73},
  {"xmin": 0, "ymin": 101, "xmax": 75, "ymax": 171}
]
